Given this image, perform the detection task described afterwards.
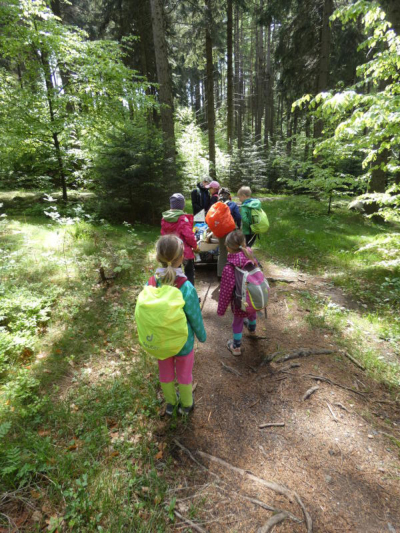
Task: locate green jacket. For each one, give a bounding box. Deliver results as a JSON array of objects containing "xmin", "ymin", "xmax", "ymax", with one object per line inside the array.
[{"xmin": 240, "ymin": 198, "xmax": 262, "ymax": 235}]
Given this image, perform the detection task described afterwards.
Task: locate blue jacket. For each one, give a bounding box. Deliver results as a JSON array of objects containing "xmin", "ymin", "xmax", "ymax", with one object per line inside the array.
[
  {"xmin": 191, "ymin": 183, "xmax": 211, "ymax": 215},
  {"xmin": 226, "ymin": 200, "xmax": 242, "ymax": 228}
]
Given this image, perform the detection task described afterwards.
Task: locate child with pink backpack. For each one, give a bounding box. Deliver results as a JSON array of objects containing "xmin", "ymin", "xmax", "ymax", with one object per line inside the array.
[{"xmin": 217, "ymin": 229, "xmax": 269, "ymax": 356}]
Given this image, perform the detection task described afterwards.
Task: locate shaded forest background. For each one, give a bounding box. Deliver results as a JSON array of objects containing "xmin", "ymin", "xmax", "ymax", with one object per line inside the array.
[{"xmin": 0, "ymin": 0, "xmax": 399, "ymax": 221}]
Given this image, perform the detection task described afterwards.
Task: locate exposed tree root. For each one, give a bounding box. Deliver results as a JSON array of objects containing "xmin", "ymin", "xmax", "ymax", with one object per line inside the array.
[
  {"xmin": 258, "ymin": 511, "xmax": 290, "ymax": 533},
  {"xmin": 275, "ymin": 348, "xmax": 334, "ymax": 364},
  {"xmin": 220, "ymin": 361, "xmax": 242, "ymax": 377},
  {"xmin": 196, "ymin": 450, "xmax": 312, "ymax": 532},
  {"xmin": 302, "ymin": 386, "xmax": 319, "ymax": 401},
  {"xmin": 305, "ymin": 374, "xmax": 367, "ymax": 397}
]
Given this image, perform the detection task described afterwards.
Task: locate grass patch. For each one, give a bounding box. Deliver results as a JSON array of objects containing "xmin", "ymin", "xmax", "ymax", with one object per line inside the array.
[
  {"xmin": 259, "ymin": 195, "xmax": 400, "ymax": 353},
  {"xmin": 0, "ymin": 213, "xmax": 182, "ymax": 531}
]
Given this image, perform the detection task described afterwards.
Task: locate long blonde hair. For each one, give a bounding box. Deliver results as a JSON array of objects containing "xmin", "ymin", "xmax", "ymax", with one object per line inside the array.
[
  {"xmin": 156, "ymin": 235, "xmax": 184, "ymax": 285},
  {"xmin": 225, "ymin": 229, "xmax": 256, "ymax": 264}
]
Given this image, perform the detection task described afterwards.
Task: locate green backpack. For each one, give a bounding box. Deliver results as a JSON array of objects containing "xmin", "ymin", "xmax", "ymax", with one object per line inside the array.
[
  {"xmin": 250, "ymin": 208, "xmax": 270, "ymax": 234},
  {"xmin": 135, "ymin": 276, "xmax": 188, "ymax": 359}
]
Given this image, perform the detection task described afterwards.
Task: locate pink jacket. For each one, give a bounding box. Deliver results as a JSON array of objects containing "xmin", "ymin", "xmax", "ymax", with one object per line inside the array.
[
  {"xmin": 161, "ymin": 213, "xmax": 197, "ymax": 260},
  {"xmin": 217, "ymin": 250, "xmax": 257, "ymax": 318}
]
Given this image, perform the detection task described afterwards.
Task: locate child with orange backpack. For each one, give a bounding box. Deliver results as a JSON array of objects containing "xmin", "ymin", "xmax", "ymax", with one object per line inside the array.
[
  {"xmin": 217, "ymin": 229, "xmax": 269, "ymax": 356},
  {"xmin": 135, "ymin": 235, "xmax": 206, "ymax": 415}
]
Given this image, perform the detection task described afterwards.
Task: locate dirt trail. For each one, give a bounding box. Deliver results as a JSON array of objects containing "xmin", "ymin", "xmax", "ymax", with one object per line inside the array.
[{"xmin": 168, "ymin": 261, "xmax": 400, "ymax": 533}]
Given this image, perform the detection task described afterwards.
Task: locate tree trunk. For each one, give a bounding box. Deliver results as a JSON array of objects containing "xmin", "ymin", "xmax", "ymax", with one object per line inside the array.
[
  {"xmin": 286, "ymin": 102, "xmax": 292, "ymax": 156},
  {"xmin": 369, "ymin": 148, "xmax": 389, "ymax": 192},
  {"xmin": 378, "ymin": 0, "xmax": 400, "ymax": 35},
  {"xmin": 254, "ymin": 4, "xmax": 264, "ymax": 142},
  {"xmin": 227, "ymin": 0, "xmax": 233, "ymax": 152},
  {"xmin": 314, "ymin": 0, "xmax": 333, "ymax": 141},
  {"xmin": 304, "ymin": 111, "xmax": 311, "ymax": 160},
  {"xmin": 149, "ymin": 0, "xmax": 176, "ymax": 169},
  {"xmin": 264, "ymin": 21, "xmax": 273, "ymax": 148},
  {"xmin": 205, "ymin": 0, "xmax": 216, "ymax": 178}
]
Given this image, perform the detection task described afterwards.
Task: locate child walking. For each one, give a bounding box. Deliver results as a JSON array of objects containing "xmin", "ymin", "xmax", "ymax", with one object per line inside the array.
[
  {"xmin": 217, "ymin": 230, "xmax": 259, "ymax": 356},
  {"xmin": 237, "ymin": 186, "xmax": 263, "ymax": 246},
  {"xmin": 148, "ymin": 235, "xmax": 206, "ymax": 414},
  {"xmin": 161, "ymin": 193, "xmax": 198, "ymax": 286}
]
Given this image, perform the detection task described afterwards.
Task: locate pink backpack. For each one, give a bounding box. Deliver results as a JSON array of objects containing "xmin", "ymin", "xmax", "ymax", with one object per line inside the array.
[{"xmin": 234, "ymin": 261, "xmax": 269, "ymax": 312}]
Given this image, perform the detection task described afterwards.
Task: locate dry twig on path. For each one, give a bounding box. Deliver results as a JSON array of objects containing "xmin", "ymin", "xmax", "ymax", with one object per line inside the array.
[
  {"xmin": 326, "ymin": 402, "xmax": 339, "ymax": 422},
  {"xmin": 258, "ymin": 511, "xmax": 290, "ymax": 533},
  {"xmin": 200, "ymin": 282, "xmax": 212, "ymax": 311},
  {"xmin": 259, "ymin": 422, "xmax": 285, "ymax": 429},
  {"xmin": 220, "ymin": 361, "xmax": 242, "ymax": 377},
  {"xmin": 305, "ymin": 374, "xmax": 367, "ymax": 397},
  {"xmin": 302, "ymin": 386, "xmax": 319, "ymax": 401},
  {"xmin": 342, "ymin": 351, "xmax": 366, "ymax": 371},
  {"xmin": 197, "ymin": 450, "xmax": 313, "ymax": 533}
]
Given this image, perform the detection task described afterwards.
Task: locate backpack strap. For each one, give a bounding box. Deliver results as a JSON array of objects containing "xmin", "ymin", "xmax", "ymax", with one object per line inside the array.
[
  {"xmin": 149, "ymin": 275, "xmax": 187, "ymax": 289},
  {"xmin": 174, "ymin": 276, "xmax": 187, "ymax": 289},
  {"xmin": 148, "ymin": 276, "xmax": 157, "ymax": 287}
]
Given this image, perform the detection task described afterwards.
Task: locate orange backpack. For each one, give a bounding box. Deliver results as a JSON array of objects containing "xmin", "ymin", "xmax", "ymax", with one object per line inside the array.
[{"xmin": 205, "ymin": 201, "xmax": 236, "ymax": 238}]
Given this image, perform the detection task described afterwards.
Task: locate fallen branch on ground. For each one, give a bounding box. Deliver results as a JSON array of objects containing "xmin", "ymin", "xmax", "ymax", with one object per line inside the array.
[
  {"xmin": 305, "ymin": 374, "xmax": 366, "ymax": 397},
  {"xmin": 326, "ymin": 402, "xmax": 339, "ymax": 422},
  {"xmin": 342, "ymin": 351, "xmax": 366, "ymax": 371},
  {"xmin": 334, "ymin": 402, "xmax": 348, "ymax": 412},
  {"xmin": 302, "ymin": 386, "xmax": 319, "ymax": 401},
  {"xmin": 275, "ymin": 349, "xmax": 334, "ymax": 364},
  {"xmin": 220, "ymin": 361, "xmax": 242, "ymax": 377},
  {"xmin": 174, "ymin": 510, "xmax": 207, "ymax": 533},
  {"xmin": 258, "ymin": 511, "xmax": 290, "ymax": 533},
  {"xmin": 279, "ymin": 363, "xmax": 301, "ymax": 373},
  {"xmin": 259, "ymin": 422, "xmax": 285, "ymax": 429},
  {"xmin": 175, "ymin": 441, "xmax": 304, "ymax": 528},
  {"xmin": 267, "ymin": 277, "xmax": 296, "ymax": 284},
  {"xmin": 197, "ymin": 450, "xmax": 312, "ymax": 533}
]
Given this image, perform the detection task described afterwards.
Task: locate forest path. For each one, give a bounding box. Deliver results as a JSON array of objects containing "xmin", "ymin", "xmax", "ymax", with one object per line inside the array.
[{"xmin": 168, "ymin": 259, "xmax": 400, "ymax": 533}]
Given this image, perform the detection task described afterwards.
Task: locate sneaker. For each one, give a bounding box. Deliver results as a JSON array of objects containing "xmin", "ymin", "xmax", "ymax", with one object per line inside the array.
[
  {"xmin": 243, "ymin": 318, "xmax": 257, "ymax": 336},
  {"xmin": 227, "ymin": 339, "xmax": 242, "ymax": 356},
  {"xmin": 165, "ymin": 403, "xmax": 178, "ymax": 416},
  {"xmin": 178, "ymin": 400, "xmax": 194, "ymax": 416}
]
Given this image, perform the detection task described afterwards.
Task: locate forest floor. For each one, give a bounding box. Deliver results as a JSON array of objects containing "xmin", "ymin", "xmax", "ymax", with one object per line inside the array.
[{"xmin": 162, "ymin": 258, "xmax": 400, "ymax": 533}]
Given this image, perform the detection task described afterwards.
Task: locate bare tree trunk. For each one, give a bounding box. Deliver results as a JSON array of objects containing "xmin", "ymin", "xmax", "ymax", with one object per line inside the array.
[
  {"xmin": 264, "ymin": 21, "xmax": 273, "ymax": 148},
  {"xmin": 378, "ymin": 0, "xmax": 400, "ymax": 35},
  {"xmin": 314, "ymin": 0, "xmax": 333, "ymax": 141},
  {"xmin": 369, "ymin": 148, "xmax": 389, "ymax": 192},
  {"xmin": 254, "ymin": 4, "xmax": 264, "ymax": 142},
  {"xmin": 286, "ymin": 102, "xmax": 292, "ymax": 156},
  {"xmin": 149, "ymin": 0, "xmax": 176, "ymax": 170},
  {"xmin": 227, "ymin": 0, "xmax": 233, "ymax": 152},
  {"xmin": 238, "ymin": 13, "xmax": 244, "ymax": 150},
  {"xmin": 205, "ymin": 0, "xmax": 216, "ymax": 177},
  {"xmin": 304, "ymin": 111, "xmax": 311, "ymax": 160}
]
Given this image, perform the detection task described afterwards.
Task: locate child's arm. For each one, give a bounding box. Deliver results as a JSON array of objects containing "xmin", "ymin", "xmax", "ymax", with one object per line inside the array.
[
  {"xmin": 217, "ymin": 265, "xmax": 236, "ymax": 316},
  {"xmin": 240, "ymin": 205, "xmax": 251, "ymax": 232},
  {"xmin": 183, "ymin": 284, "xmax": 206, "ymax": 342},
  {"xmin": 180, "ymin": 221, "xmax": 198, "ymax": 250}
]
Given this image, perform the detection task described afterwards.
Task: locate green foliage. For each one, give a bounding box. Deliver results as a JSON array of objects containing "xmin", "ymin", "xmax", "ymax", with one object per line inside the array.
[
  {"xmin": 0, "ymin": 0, "xmax": 154, "ymax": 194},
  {"xmin": 94, "ymin": 120, "xmax": 180, "ymax": 223},
  {"xmin": 294, "ymin": 1, "xmax": 400, "ymax": 220}
]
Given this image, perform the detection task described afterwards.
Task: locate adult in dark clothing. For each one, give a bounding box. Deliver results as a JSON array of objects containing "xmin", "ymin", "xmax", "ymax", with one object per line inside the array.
[
  {"xmin": 205, "ymin": 180, "xmax": 220, "ymax": 208},
  {"xmin": 216, "ymin": 188, "xmax": 242, "ymax": 278},
  {"xmin": 191, "ymin": 177, "xmax": 211, "ymax": 215}
]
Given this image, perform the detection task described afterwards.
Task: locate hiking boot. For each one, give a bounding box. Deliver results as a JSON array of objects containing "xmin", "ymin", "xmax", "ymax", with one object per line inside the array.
[
  {"xmin": 227, "ymin": 339, "xmax": 242, "ymax": 356},
  {"xmin": 243, "ymin": 318, "xmax": 256, "ymax": 336}
]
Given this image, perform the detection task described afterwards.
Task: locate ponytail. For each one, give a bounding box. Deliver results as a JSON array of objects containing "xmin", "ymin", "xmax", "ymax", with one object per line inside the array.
[
  {"xmin": 156, "ymin": 235, "xmax": 184, "ymax": 285},
  {"xmin": 225, "ymin": 229, "xmax": 256, "ymax": 265}
]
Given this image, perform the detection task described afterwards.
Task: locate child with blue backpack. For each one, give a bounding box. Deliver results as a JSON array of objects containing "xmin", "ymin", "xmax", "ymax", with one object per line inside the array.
[
  {"xmin": 135, "ymin": 235, "xmax": 206, "ymax": 415},
  {"xmin": 217, "ymin": 229, "xmax": 269, "ymax": 356}
]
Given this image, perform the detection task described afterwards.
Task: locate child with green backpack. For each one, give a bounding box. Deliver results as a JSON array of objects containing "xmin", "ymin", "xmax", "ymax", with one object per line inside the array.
[
  {"xmin": 237, "ymin": 186, "xmax": 269, "ymax": 246},
  {"xmin": 135, "ymin": 235, "xmax": 206, "ymax": 415}
]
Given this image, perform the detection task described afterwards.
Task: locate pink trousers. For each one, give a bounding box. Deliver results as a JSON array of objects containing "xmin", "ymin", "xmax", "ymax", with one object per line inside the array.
[{"xmin": 157, "ymin": 349, "xmax": 194, "ymax": 385}]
